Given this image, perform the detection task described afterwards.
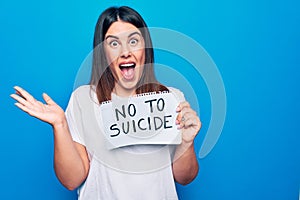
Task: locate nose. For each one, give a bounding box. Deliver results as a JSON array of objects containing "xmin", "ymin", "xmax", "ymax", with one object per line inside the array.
[{"xmin": 120, "ymin": 44, "xmax": 131, "ymax": 58}]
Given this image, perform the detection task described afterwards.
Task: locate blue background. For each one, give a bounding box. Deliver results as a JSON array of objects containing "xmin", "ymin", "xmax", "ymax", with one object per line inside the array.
[{"xmin": 1, "ymin": 0, "xmax": 299, "ymax": 199}]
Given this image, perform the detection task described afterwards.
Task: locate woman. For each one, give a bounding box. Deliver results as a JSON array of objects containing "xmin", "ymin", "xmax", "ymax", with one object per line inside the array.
[{"xmin": 11, "ymin": 6, "xmax": 201, "ymax": 199}]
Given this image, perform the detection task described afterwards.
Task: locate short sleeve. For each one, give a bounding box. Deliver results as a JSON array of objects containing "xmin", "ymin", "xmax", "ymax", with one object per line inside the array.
[
  {"xmin": 65, "ymin": 92, "xmax": 85, "ymax": 146},
  {"xmin": 168, "ymin": 87, "xmax": 186, "ymax": 103}
]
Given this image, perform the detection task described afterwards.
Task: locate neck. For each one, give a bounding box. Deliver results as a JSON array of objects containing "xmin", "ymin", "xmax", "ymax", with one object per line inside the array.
[{"xmin": 113, "ymin": 85, "xmax": 136, "ymax": 97}]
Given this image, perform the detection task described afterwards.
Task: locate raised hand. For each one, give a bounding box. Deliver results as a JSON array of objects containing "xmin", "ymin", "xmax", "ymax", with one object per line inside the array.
[
  {"xmin": 176, "ymin": 101, "xmax": 201, "ymax": 144},
  {"xmin": 10, "ymin": 86, "xmax": 65, "ymax": 127}
]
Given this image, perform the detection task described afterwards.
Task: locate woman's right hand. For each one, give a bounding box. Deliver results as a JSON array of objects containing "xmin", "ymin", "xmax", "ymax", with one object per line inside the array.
[{"xmin": 10, "ymin": 86, "xmax": 66, "ymax": 127}]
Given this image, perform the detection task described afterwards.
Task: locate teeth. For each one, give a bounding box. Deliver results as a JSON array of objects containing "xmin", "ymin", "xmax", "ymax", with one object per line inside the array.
[{"xmin": 120, "ymin": 63, "xmax": 135, "ymax": 68}]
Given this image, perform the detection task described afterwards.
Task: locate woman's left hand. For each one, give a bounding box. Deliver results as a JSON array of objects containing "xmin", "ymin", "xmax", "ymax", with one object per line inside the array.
[{"xmin": 176, "ymin": 101, "xmax": 201, "ymax": 144}]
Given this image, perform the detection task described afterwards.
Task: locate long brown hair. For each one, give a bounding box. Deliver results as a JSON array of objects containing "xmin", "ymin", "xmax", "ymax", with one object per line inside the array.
[{"xmin": 90, "ymin": 6, "xmax": 168, "ymax": 103}]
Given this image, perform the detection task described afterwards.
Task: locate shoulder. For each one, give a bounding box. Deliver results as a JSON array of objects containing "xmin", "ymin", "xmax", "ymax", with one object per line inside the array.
[
  {"xmin": 72, "ymin": 85, "xmax": 93, "ymax": 96},
  {"xmin": 167, "ymin": 86, "xmax": 182, "ymax": 94},
  {"xmin": 70, "ymin": 85, "xmax": 96, "ymax": 99},
  {"xmin": 167, "ymin": 87, "xmax": 185, "ymax": 102},
  {"xmin": 69, "ymin": 85, "xmax": 97, "ymax": 104}
]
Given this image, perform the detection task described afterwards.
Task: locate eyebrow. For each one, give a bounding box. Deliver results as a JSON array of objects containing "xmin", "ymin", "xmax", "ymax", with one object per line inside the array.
[{"xmin": 105, "ymin": 31, "xmax": 141, "ymax": 40}]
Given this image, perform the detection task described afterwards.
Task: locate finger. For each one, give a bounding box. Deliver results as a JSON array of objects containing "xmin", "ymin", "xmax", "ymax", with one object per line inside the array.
[
  {"xmin": 183, "ymin": 117, "xmax": 201, "ymax": 129},
  {"xmin": 13, "ymin": 86, "xmax": 35, "ymax": 102},
  {"xmin": 176, "ymin": 107, "xmax": 196, "ymax": 123},
  {"xmin": 181, "ymin": 107, "xmax": 197, "ymax": 117},
  {"xmin": 10, "ymin": 93, "xmax": 30, "ymax": 106},
  {"xmin": 14, "ymin": 102, "xmax": 32, "ymax": 115},
  {"xmin": 15, "ymin": 90, "xmax": 22, "ymax": 96},
  {"xmin": 176, "ymin": 106, "xmax": 188, "ymax": 121},
  {"xmin": 42, "ymin": 93, "xmax": 56, "ymax": 105},
  {"xmin": 179, "ymin": 112, "xmax": 196, "ymax": 128},
  {"xmin": 176, "ymin": 101, "xmax": 190, "ymax": 112}
]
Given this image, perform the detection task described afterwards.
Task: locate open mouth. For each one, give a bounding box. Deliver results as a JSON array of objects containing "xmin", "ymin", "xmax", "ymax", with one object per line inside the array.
[{"xmin": 119, "ymin": 62, "xmax": 136, "ymax": 80}]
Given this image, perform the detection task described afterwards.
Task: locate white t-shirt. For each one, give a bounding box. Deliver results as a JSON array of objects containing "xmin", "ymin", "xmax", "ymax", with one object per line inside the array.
[{"xmin": 65, "ymin": 85, "xmax": 185, "ymax": 200}]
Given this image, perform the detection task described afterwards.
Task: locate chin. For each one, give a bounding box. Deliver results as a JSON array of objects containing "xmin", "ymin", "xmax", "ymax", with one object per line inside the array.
[{"xmin": 121, "ymin": 82, "xmax": 138, "ymax": 91}]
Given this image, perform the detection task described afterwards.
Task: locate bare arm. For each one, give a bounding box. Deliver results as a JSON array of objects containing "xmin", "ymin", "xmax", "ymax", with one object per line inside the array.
[
  {"xmin": 52, "ymin": 120, "xmax": 89, "ymax": 190},
  {"xmin": 172, "ymin": 101, "xmax": 201, "ymax": 185},
  {"xmin": 11, "ymin": 86, "xmax": 89, "ymax": 190}
]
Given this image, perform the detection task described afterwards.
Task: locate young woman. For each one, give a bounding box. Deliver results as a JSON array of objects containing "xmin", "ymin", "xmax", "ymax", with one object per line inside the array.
[{"xmin": 11, "ymin": 6, "xmax": 201, "ymax": 199}]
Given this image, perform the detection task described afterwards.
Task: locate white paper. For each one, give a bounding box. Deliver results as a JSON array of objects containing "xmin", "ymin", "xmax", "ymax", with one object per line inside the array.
[{"xmin": 100, "ymin": 92, "xmax": 181, "ymax": 149}]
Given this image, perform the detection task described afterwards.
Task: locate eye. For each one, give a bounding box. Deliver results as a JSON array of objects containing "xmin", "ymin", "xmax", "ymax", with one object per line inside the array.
[
  {"xmin": 129, "ymin": 38, "xmax": 138, "ymax": 46},
  {"xmin": 109, "ymin": 40, "xmax": 120, "ymax": 48}
]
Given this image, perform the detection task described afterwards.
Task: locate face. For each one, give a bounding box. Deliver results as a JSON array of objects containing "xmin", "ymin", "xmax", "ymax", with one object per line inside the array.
[{"xmin": 104, "ymin": 20, "xmax": 145, "ymax": 97}]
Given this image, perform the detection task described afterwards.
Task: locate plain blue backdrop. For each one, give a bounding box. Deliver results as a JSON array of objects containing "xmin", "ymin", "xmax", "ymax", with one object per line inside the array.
[{"xmin": 1, "ymin": 0, "xmax": 299, "ymax": 199}]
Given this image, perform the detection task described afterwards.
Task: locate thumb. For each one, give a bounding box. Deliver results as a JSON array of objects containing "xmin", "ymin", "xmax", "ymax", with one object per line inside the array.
[{"xmin": 42, "ymin": 93, "xmax": 55, "ymax": 105}]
